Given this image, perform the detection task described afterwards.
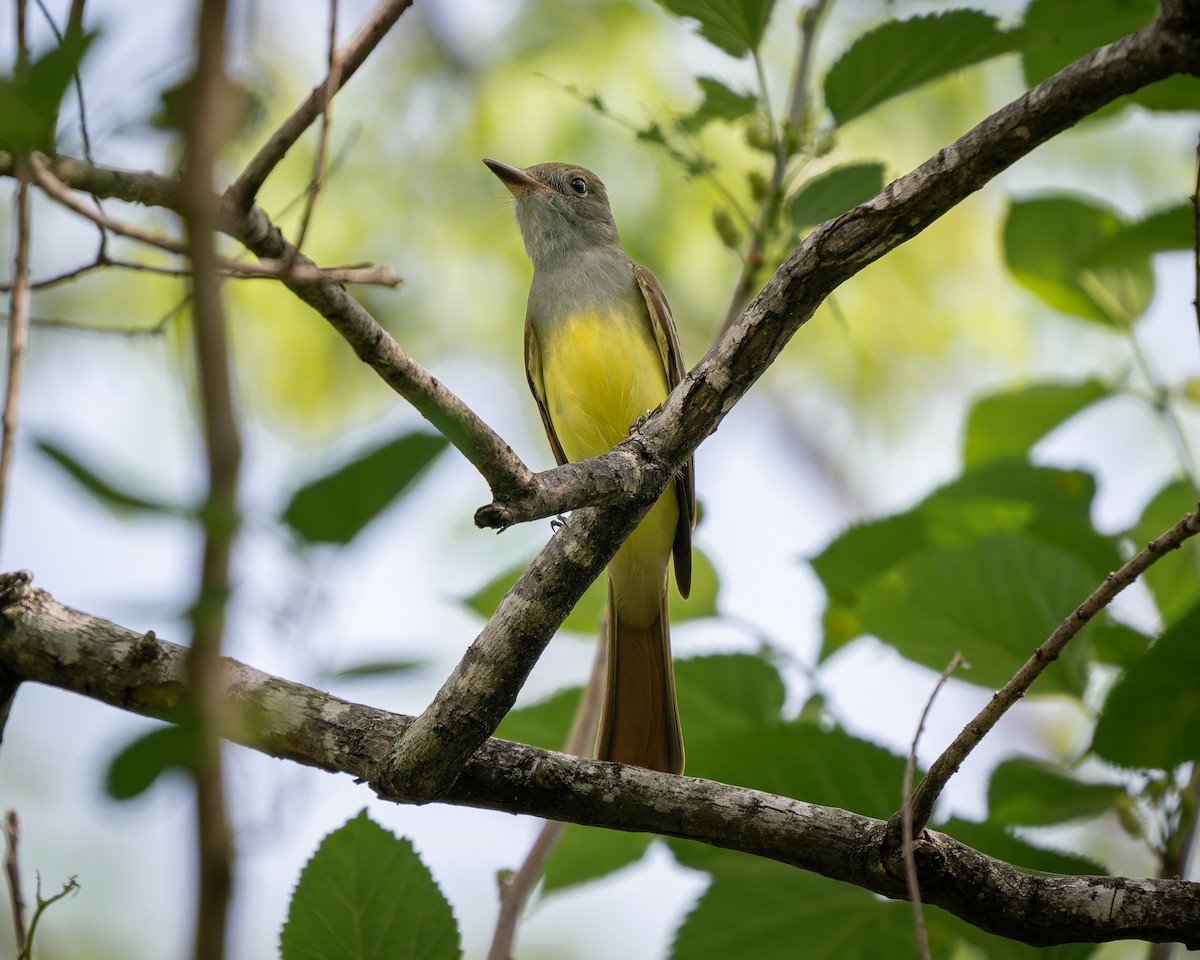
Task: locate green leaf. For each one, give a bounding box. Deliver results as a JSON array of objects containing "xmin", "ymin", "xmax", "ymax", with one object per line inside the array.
[
  {"xmin": 987, "ymin": 759, "xmax": 1124, "ymax": 826},
  {"xmin": 653, "ymin": 0, "xmax": 778, "ymax": 58},
  {"xmin": 680, "ymin": 77, "xmax": 756, "ymax": 133},
  {"xmin": 464, "ymin": 547, "xmax": 719, "ymax": 632},
  {"xmin": 668, "ymin": 852, "xmax": 926, "ymax": 960},
  {"xmin": 814, "ymin": 463, "xmax": 1119, "ymax": 659},
  {"xmin": 280, "ymin": 811, "xmax": 461, "ymax": 960},
  {"xmin": 856, "ymin": 532, "xmax": 1095, "ymax": 695},
  {"xmin": 962, "ymin": 380, "xmax": 1109, "ymax": 467},
  {"xmin": 327, "ymin": 659, "xmax": 426, "ymax": 681},
  {"xmin": 1020, "ymin": 0, "xmax": 1199, "ymax": 113},
  {"xmin": 823, "ymin": 11, "xmax": 1023, "ymax": 126},
  {"xmin": 37, "ymin": 439, "xmax": 186, "ymax": 516},
  {"xmin": 495, "ymin": 686, "xmax": 582, "ymax": 752},
  {"xmin": 937, "ymin": 908, "xmax": 1097, "ymax": 960},
  {"xmin": 282, "ymin": 432, "xmax": 448, "ymax": 545},
  {"xmin": 543, "ymin": 828, "xmax": 654, "ymax": 893},
  {"xmin": 0, "ymin": 30, "xmax": 95, "ymax": 154},
  {"xmin": 788, "ymin": 162, "xmax": 885, "ymax": 230},
  {"xmin": 1127, "ymin": 480, "xmax": 1200, "ymax": 624},
  {"xmin": 106, "ymin": 720, "xmax": 200, "ymax": 800},
  {"xmin": 1092, "ymin": 602, "xmax": 1200, "ymax": 769},
  {"xmin": 1003, "ymin": 196, "xmax": 1153, "ymax": 326}
]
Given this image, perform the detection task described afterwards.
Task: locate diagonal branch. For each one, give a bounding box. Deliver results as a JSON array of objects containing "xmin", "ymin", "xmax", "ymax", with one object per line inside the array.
[{"xmin": 1, "ymin": 571, "xmax": 1199, "ymax": 949}]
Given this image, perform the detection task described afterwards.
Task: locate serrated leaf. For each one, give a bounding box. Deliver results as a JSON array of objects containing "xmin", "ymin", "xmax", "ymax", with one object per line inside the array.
[
  {"xmin": 680, "ymin": 77, "xmax": 756, "ymax": 132},
  {"xmin": 464, "ymin": 547, "xmax": 719, "ymax": 632},
  {"xmin": 856, "ymin": 532, "xmax": 1094, "ymax": 695},
  {"xmin": 654, "ymin": 0, "xmax": 778, "ymax": 58},
  {"xmin": 37, "ymin": 438, "xmax": 186, "ymax": 516},
  {"xmin": 824, "ymin": 11, "xmax": 1022, "ymax": 126},
  {"xmin": 788, "ymin": 162, "xmax": 885, "ymax": 229},
  {"xmin": 106, "ymin": 720, "xmax": 200, "ymax": 800},
  {"xmin": 282, "ymin": 432, "xmax": 448, "ymax": 545},
  {"xmin": 987, "ymin": 759, "xmax": 1124, "ymax": 826},
  {"xmin": 1127, "ymin": 480, "xmax": 1200, "ymax": 624},
  {"xmin": 1003, "ymin": 196, "xmax": 1153, "ymax": 326},
  {"xmin": 280, "ymin": 811, "xmax": 461, "ymax": 960},
  {"xmin": 962, "ymin": 380, "xmax": 1109, "ymax": 466},
  {"xmin": 1092, "ymin": 602, "xmax": 1200, "ymax": 770}
]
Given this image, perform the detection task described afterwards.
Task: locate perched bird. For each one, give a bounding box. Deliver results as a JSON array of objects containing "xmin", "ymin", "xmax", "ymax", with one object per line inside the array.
[{"xmin": 485, "ymin": 158, "xmax": 694, "ymax": 775}]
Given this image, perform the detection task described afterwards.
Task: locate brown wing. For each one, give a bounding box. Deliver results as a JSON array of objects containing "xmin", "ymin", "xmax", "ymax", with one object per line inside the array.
[
  {"xmin": 634, "ymin": 264, "xmax": 696, "ymax": 599},
  {"xmin": 524, "ymin": 318, "xmax": 569, "ymax": 467}
]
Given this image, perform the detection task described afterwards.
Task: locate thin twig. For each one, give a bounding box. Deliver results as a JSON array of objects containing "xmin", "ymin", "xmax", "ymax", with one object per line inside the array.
[
  {"xmin": 28, "ymin": 155, "xmax": 400, "ymax": 287},
  {"xmin": 900, "ymin": 508, "xmax": 1200, "ymax": 839},
  {"xmin": 181, "ymin": 2, "xmax": 239, "ymax": 958},
  {"xmin": 486, "ymin": 642, "xmax": 607, "ymax": 960},
  {"xmin": 224, "ymin": 0, "xmax": 413, "ymax": 209},
  {"xmin": 902, "ymin": 653, "xmax": 965, "ymax": 960},
  {"xmin": 1148, "ymin": 767, "xmax": 1200, "ymax": 960},
  {"xmin": 20, "ymin": 873, "xmax": 79, "ymax": 960},
  {"xmin": 3, "ymin": 810, "xmax": 28, "ymax": 955},
  {"xmin": 291, "ymin": 0, "xmax": 340, "ymax": 256}
]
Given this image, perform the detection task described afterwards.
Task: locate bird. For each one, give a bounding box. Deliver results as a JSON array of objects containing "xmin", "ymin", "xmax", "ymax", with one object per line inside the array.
[{"xmin": 485, "ymin": 158, "xmax": 694, "ymax": 775}]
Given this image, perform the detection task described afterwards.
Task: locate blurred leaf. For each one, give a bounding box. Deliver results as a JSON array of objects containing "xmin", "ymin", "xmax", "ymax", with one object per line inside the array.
[
  {"xmin": 1090, "ymin": 203, "xmax": 1194, "ymax": 264},
  {"xmin": 495, "ymin": 686, "xmax": 582, "ymax": 752},
  {"xmin": 654, "ymin": 0, "xmax": 778, "ymax": 58},
  {"xmin": 327, "ymin": 659, "xmax": 426, "ymax": 681},
  {"xmin": 1021, "ymin": 0, "xmax": 1199, "ymax": 113},
  {"xmin": 938, "ymin": 906, "xmax": 1097, "ymax": 960},
  {"xmin": 465, "ymin": 547, "xmax": 719, "ymax": 633},
  {"xmin": 544, "ymin": 827, "xmax": 655, "ymax": 893},
  {"xmin": 856, "ymin": 532, "xmax": 1094, "ymax": 695},
  {"xmin": 668, "ymin": 853, "xmax": 927, "ymax": 960},
  {"xmin": 0, "ymin": 30, "xmax": 95, "ymax": 154},
  {"xmin": 680, "ymin": 77, "xmax": 756, "ymax": 132},
  {"xmin": 987, "ymin": 759, "xmax": 1124, "ymax": 826},
  {"xmin": 943, "ymin": 817, "xmax": 1104, "ymax": 876},
  {"xmin": 1092, "ymin": 602, "xmax": 1200, "ymax": 769},
  {"xmin": 962, "ymin": 380, "xmax": 1109, "ymax": 467},
  {"xmin": 106, "ymin": 719, "xmax": 199, "ymax": 800},
  {"xmin": 824, "ymin": 11, "xmax": 1022, "ymax": 126},
  {"xmin": 280, "ymin": 810, "xmax": 460, "ymax": 960},
  {"xmin": 1126, "ymin": 480, "xmax": 1200, "ymax": 624},
  {"xmin": 1003, "ymin": 196, "xmax": 1152, "ymax": 326},
  {"xmin": 788, "ymin": 162, "xmax": 885, "ymax": 230},
  {"xmin": 37, "ymin": 438, "xmax": 186, "ymax": 516},
  {"xmin": 1089, "ymin": 620, "xmax": 1152, "ymax": 667},
  {"xmin": 675, "ymin": 653, "xmax": 785, "ymax": 742},
  {"xmin": 282, "ymin": 432, "xmax": 448, "ymax": 545}
]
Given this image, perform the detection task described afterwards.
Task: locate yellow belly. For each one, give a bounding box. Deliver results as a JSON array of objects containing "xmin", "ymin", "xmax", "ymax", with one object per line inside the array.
[{"xmin": 540, "ymin": 309, "xmax": 678, "ymax": 626}]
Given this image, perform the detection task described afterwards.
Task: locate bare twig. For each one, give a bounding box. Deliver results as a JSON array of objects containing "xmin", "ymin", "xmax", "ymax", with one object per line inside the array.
[
  {"xmin": 487, "ymin": 642, "xmax": 607, "ymax": 960},
  {"xmin": 902, "ymin": 653, "xmax": 965, "ymax": 960},
  {"xmin": 3, "ymin": 810, "xmax": 28, "ymax": 955},
  {"xmin": 224, "ymin": 0, "xmax": 413, "ymax": 209},
  {"xmin": 900, "ymin": 509, "xmax": 1200, "ymax": 839},
  {"xmin": 290, "ymin": 0, "xmax": 341, "ymax": 256},
  {"xmin": 180, "ymin": 2, "xmax": 239, "ymax": 958}
]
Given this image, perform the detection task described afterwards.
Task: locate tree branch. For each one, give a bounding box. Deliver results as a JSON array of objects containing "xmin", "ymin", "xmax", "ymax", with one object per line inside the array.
[{"xmin": 1, "ymin": 571, "xmax": 1198, "ymax": 949}]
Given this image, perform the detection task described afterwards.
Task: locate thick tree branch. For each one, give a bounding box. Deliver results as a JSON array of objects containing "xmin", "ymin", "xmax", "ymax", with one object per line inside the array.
[{"xmin": 1, "ymin": 572, "xmax": 1198, "ymax": 950}]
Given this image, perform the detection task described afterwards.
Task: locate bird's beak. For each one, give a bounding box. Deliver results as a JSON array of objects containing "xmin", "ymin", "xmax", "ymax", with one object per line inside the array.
[{"xmin": 484, "ymin": 158, "xmax": 548, "ymax": 197}]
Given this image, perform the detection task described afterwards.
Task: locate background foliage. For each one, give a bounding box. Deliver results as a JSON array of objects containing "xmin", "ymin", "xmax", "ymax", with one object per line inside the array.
[{"xmin": 1, "ymin": 0, "xmax": 1197, "ymax": 957}]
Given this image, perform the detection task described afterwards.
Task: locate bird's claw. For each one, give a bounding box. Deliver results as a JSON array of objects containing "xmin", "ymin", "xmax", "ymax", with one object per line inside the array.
[{"xmin": 550, "ymin": 514, "xmax": 568, "ymax": 533}]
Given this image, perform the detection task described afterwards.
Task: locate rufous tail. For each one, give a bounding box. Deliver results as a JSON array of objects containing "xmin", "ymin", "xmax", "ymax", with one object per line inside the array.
[{"xmin": 595, "ymin": 580, "xmax": 684, "ymax": 774}]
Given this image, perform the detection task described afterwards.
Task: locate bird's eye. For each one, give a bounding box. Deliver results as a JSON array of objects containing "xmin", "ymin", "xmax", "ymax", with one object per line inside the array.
[{"xmin": 569, "ymin": 177, "xmax": 588, "ymax": 195}]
